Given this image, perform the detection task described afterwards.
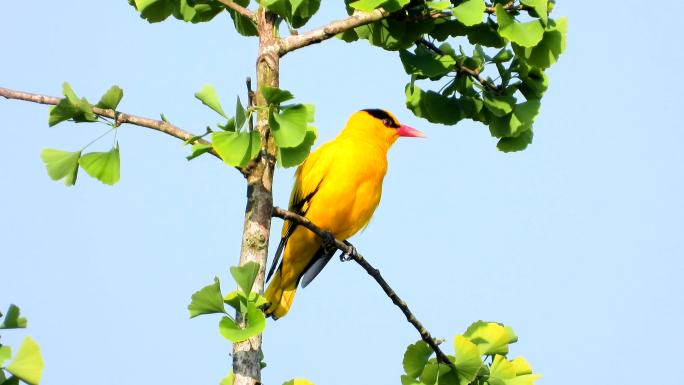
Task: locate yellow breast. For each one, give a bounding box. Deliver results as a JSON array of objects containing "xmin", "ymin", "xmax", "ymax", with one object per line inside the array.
[{"xmin": 305, "ymin": 137, "xmax": 388, "ymax": 239}]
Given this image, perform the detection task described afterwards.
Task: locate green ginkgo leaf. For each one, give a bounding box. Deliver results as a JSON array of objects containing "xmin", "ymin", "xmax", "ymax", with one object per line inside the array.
[
  {"xmin": 223, "ymin": 291, "xmax": 269, "ymax": 315},
  {"xmin": 5, "ymin": 337, "xmax": 43, "ymax": 385},
  {"xmin": 490, "ymin": 355, "xmax": 516, "ymax": 381},
  {"xmin": 230, "ymin": 262, "xmax": 260, "ymax": 295},
  {"xmin": 517, "ymin": 65, "xmax": 549, "ymax": 100},
  {"xmin": 212, "ymin": 131, "xmax": 261, "ymax": 167},
  {"xmin": 270, "ymin": 104, "xmax": 309, "ymax": 148},
  {"xmin": 483, "ymin": 93, "xmax": 515, "ymax": 117},
  {"xmin": 0, "ymin": 346, "xmax": 11, "ymax": 366},
  {"xmin": 0, "ymin": 305, "xmax": 27, "ymax": 329},
  {"xmin": 48, "ymin": 99, "xmax": 79, "ymax": 127},
  {"xmin": 278, "ymin": 126, "xmax": 317, "ymax": 168},
  {"xmin": 48, "ymin": 82, "xmax": 97, "ymax": 126},
  {"xmin": 226, "ymin": 0, "xmax": 258, "ymax": 36},
  {"xmin": 348, "ymin": 0, "xmax": 412, "ymax": 13},
  {"xmin": 452, "ymin": 335, "xmax": 482, "ymax": 385},
  {"xmin": 512, "ymin": 99, "xmax": 541, "ymax": 130},
  {"xmin": 78, "ymin": 145, "xmax": 121, "ymax": 185},
  {"xmin": 399, "ymin": 49, "xmax": 456, "ymax": 79},
  {"xmin": 496, "ymin": 4, "xmax": 544, "ymax": 47},
  {"xmin": 235, "ymin": 96, "xmax": 247, "ymax": 131},
  {"xmin": 131, "ymin": 0, "xmax": 174, "ymax": 23},
  {"xmin": 261, "ymin": 86, "xmax": 294, "ymax": 105},
  {"xmin": 348, "ymin": 0, "xmax": 386, "ymax": 12},
  {"xmin": 262, "ymin": 0, "xmax": 291, "ymax": 20},
  {"xmin": 520, "ymin": 0, "xmax": 547, "ymax": 23},
  {"xmin": 419, "ymin": 361, "xmax": 440, "ymax": 385},
  {"xmin": 489, "ymin": 355, "xmax": 542, "ymax": 385},
  {"xmin": 186, "ymin": 143, "xmax": 213, "ymax": 161},
  {"xmin": 497, "ymin": 130, "xmax": 533, "ymax": 152},
  {"xmin": 402, "ymin": 340, "xmax": 433, "ymax": 378},
  {"xmin": 62, "ymin": 82, "xmax": 97, "ymax": 123},
  {"xmin": 40, "ymin": 149, "xmax": 81, "ymax": 186},
  {"xmin": 453, "ymin": 0, "xmax": 485, "ymax": 27},
  {"xmin": 219, "ymin": 302, "xmax": 266, "ymax": 343},
  {"xmin": 195, "ymin": 84, "xmax": 228, "ymax": 118},
  {"xmin": 188, "ymin": 277, "xmax": 226, "ymax": 318},
  {"xmin": 175, "ymin": 0, "xmax": 224, "ymax": 23},
  {"xmin": 400, "ymin": 374, "xmax": 422, "ymax": 385},
  {"xmin": 491, "ymin": 48, "xmax": 514, "ymax": 63},
  {"xmin": 463, "ymin": 321, "xmax": 517, "ymax": 356},
  {"xmin": 96, "ymin": 85, "xmax": 124, "ymax": 110},
  {"xmin": 405, "ymin": 84, "xmax": 463, "ymax": 125},
  {"xmin": 513, "ymin": 17, "xmax": 567, "ymax": 69},
  {"xmin": 289, "ymin": 0, "xmax": 321, "ymax": 28},
  {"xmin": 223, "ymin": 290, "xmax": 248, "ymax": 314},
  {"xmin": 248, "ymin": 292, "xmax": 269, "ymax": 308}
]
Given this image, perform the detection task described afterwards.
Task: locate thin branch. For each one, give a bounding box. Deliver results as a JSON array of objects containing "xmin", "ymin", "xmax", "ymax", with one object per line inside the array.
[
  {"xmin": 485, "ymin": 2, "xmax": 528, "ymax": 14},
  {"xmin": 215, "ymin": 0, "xmax": 255, "ymax": 20},
  {"xmin": 279, "ymin": 9, "xmax": 389, "ymax": 56},
  {"xmin": 413, "ymin": 10, "xmax": 454, "ymax": 21},
  {"xmin": 416, "ymin": 39, "xmax": 502, "ymax": 94},
  {"xmin": 0, "ymin": 86, "xmax": 250, "ymax": 176},
  {"xmin": 272, "ymin": 207, "xmax": 456, "ymax": 370},
  {"xmin": 0, "ymin": 86, "xmax": 213, "ymax": 151}
]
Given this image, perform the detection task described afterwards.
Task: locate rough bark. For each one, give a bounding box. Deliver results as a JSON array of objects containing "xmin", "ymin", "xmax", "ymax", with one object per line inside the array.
[{"xmin": 232, "ymin": 7, "xmax": 279, "ymax": 385}]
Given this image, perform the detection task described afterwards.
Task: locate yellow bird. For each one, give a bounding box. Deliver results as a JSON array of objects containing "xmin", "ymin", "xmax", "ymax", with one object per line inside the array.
[{"xmin": 264, "ymin": 109, "xmax": 424, "ymax": 319}]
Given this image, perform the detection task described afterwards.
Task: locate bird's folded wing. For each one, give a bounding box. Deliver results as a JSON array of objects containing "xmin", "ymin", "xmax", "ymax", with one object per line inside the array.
[{"xmin": 267, "ymin": 141, "xmax": 337, "ymax": 282}]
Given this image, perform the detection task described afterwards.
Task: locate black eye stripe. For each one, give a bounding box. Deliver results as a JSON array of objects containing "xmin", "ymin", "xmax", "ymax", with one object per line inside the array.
[{"xmin": 362, "ymin": 109, "xmax": 400, "ymax": 128}]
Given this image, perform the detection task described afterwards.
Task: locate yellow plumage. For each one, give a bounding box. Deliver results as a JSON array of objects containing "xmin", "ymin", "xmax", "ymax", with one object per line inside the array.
[{"xmin": 264, "ymin": 109, "xmax": 423, "ymax": 318}]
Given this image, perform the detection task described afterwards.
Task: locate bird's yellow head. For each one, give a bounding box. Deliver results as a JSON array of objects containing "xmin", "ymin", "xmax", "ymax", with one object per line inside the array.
[{"xmin": 339, "ymin": 109, "xmax": 425, "ymax": 148}]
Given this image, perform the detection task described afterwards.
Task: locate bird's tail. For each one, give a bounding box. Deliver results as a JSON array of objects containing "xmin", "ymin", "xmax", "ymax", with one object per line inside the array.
[{"xmin": 264, "ymin": 269, "xmax": 297, "ymax": 319}]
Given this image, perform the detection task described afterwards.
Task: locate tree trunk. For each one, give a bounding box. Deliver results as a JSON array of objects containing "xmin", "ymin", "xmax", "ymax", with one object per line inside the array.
[{"xmin": 232, "ymin": 8, "xmax": 279, "ymax": 385}]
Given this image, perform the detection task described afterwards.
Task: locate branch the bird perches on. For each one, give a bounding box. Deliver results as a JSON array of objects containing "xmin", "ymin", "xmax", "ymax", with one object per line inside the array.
[{"xmin": 272, "ymin": 207, "xmax": 456, "ymax": 370}]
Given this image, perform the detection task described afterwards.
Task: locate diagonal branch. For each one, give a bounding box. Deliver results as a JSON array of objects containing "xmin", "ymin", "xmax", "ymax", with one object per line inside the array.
[
  {"xmin": 278, "ymin": 9, "xmax": 389, "ymax": 56},
  {"xmin": 0, "ymin": 86, "xmax": 251, "ymax": 176},
  {"xmin": 216, "ymin": 0, "xmax": 255, "ymax": 20},
  {"xmin": 272, "ymin": 206, "xmax": 456, "ymax": 370}
]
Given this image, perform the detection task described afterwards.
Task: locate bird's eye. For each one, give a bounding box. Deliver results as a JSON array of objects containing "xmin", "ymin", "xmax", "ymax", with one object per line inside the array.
[{"xmin": 382, "ymin": 118, "xmax": 392, "ymax": 127}]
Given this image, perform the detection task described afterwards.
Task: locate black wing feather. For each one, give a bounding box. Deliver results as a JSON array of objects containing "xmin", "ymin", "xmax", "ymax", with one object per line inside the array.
[
  {"xmin": 299, "ymin": 247, "xmax": 336, "ymax": 288},
  {"xmin": 266, "ymin": 223, "xmax": 297, "ymax": 282},
  {"xmin": 266, "ymin": 183, "xmax": 322, "ymax": 283}
]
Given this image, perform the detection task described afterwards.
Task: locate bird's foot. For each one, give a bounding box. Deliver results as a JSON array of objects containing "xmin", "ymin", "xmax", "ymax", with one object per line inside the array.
[
  {"xmin": 261, "ymin": 302, "xmax": 279, "ymax": 320},
  {"xmin": 321, "ymin": 232, "xmax": 337, "ymax": 255},
  {"xmin": 339, "ymin": 240, "xmax": 357, "ymax": 262}
]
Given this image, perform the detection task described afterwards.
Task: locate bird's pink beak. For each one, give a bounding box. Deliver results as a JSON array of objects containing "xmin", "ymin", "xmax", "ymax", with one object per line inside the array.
[{"xmin": 396, "ymin": 124, "xmax": 426, "ymax": 138}]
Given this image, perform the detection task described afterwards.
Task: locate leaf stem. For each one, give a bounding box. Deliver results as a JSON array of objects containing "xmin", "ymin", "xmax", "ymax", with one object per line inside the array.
[
  {"xmin": 81, "ymin": 128, "xmax": 115, "ymax": 152},
  {"xmin": 112, "ymin": 125, "xmax": 119, "ymax": 147}
]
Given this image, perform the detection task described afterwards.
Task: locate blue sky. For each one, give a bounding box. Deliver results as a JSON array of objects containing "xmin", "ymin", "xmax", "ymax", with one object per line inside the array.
[{"xmin": 1, "ymin": 1, "xmax": 682, "ymax": 385}]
